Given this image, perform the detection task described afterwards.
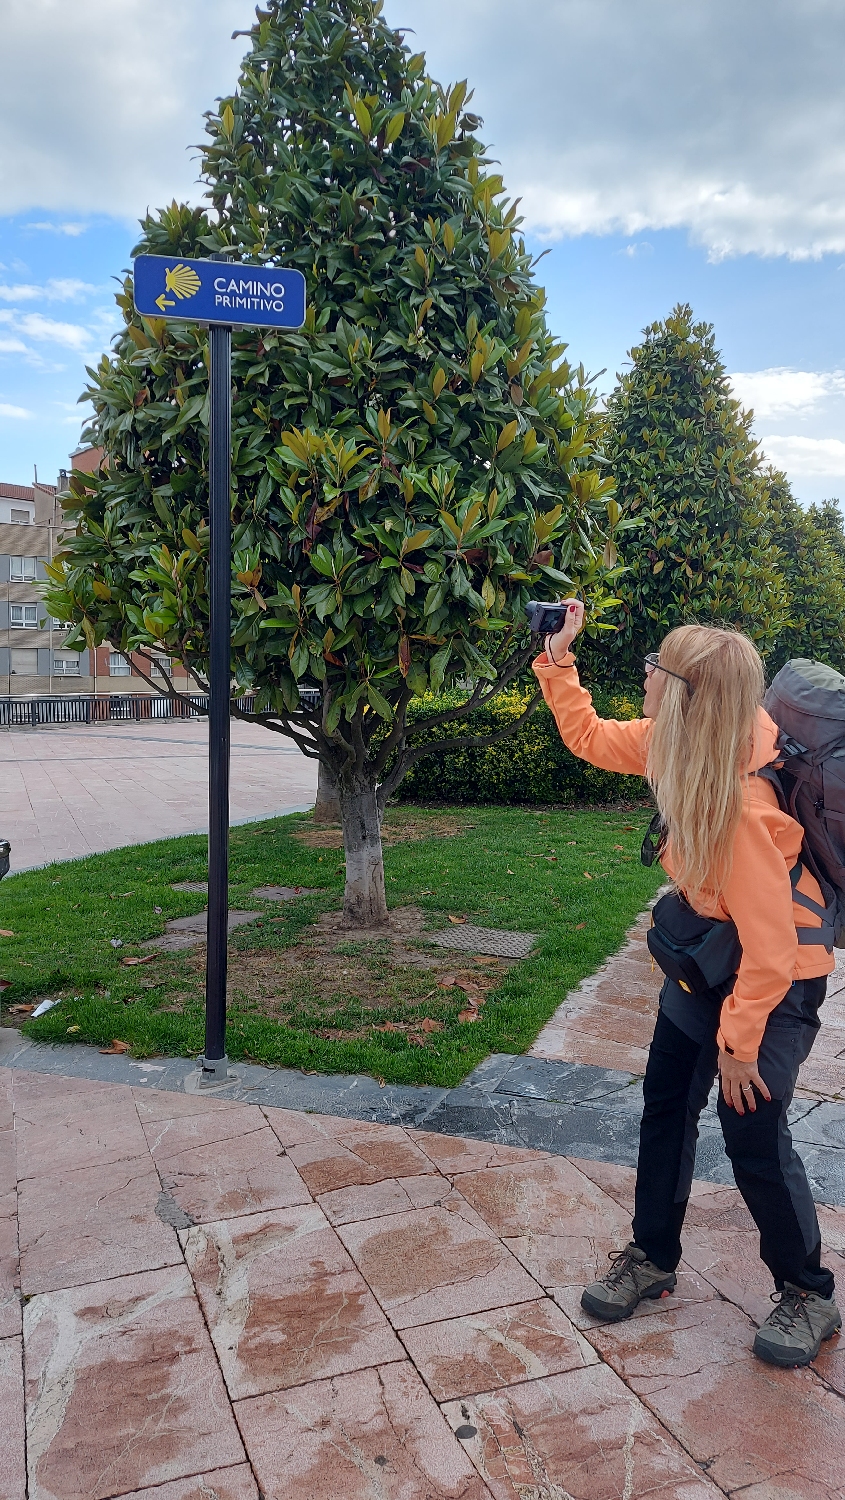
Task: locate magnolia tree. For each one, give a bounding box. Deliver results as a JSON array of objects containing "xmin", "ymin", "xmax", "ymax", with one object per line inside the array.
[
  {"xmin": 47, "ymin": 0, "xmax": 626, "ymax": 925},
  {"xmin": 593, "ymin": 305, "xmax": 788, "ymax": 683}
]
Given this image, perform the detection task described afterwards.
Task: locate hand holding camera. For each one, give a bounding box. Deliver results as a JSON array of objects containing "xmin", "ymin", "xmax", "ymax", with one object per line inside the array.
[{"xmin": 525, "ymin": 598, "xmax": 585, "ymax": 663}]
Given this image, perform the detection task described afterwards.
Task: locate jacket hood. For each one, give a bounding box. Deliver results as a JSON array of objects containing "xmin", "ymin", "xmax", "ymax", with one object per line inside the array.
[{"xmin": 748, "ymin": 706, "xmax": 780, "ymax": 773}]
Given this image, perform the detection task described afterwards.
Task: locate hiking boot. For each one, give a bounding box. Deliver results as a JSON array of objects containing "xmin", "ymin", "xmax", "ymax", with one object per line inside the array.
[
  {"xmin": 580, "ymin": 1242, "xmax": 676, "ymax": 1322},
  {"xmin": 753, "ymin": 1284, "xmax": 842, "ymax": 1368}
]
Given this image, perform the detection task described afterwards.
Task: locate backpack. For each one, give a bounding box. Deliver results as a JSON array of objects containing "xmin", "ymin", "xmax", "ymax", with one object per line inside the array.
[{"xmin": 762, "ymin": 658, "xmax": 845, "ymax": 946}]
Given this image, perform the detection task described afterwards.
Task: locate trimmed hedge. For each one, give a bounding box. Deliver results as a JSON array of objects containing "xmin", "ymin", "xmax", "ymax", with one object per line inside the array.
[{"xmin": 394, "ymin": 689, "xmax": 648, "ymax": 806}]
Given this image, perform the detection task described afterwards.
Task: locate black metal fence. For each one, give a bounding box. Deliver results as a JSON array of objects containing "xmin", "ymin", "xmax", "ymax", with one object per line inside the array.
[{"xmin": 0, "ymin": 688, "xmax": 321, "ymax": 728}]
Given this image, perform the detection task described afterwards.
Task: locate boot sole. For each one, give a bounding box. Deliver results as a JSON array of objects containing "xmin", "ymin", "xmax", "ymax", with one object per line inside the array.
[
  {"xmin": 580, "ymin": 1275, "xmax": 677, "ymax": 1323},
  {"xmin": 753, "ymin": 1318, "xmax": 842, "ymax": 1368}
]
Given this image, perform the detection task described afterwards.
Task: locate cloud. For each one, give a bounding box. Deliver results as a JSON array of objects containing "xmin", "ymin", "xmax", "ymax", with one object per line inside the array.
[
  {"xmin": 0, "ymin": 310, "xmax": 90, "ymax": 351},
  {"xmin": 0, "ymin": 336, "xmax": 27, "ymax": 353},
  {"xmin": 730, "ymin": 369, "xmax": 845, "ymax": 420},
  {"xmin": 760, "ymin": 435, "xmax": 845, "ymax": 477},
  {"xmin": 26, "ymin": 222, "xmax": 87, "ymax": 236},
  {"xmin": 0, "ymin": 403, "xmax": 33, "ymax": 419},
  {"xmin": 1, "ymin": 0, "xmax": 255, "ymax": 219},
  {"xmin": 384, "ymin": 0, "xmax": 845, "ymax": 259},
  {"xmin": 0, "ymin": 279, "xmax": 100, "ymax": 304}
]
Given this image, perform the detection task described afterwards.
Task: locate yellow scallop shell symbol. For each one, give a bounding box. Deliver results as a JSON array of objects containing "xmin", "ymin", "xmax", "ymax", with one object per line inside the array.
[{"xmin": 164, "ymin": 263, "xmax": 202, "ymax": 300}]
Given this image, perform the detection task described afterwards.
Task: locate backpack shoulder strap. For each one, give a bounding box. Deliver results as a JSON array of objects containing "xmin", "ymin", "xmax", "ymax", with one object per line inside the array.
[{"xmin": 755, "ymin": 762, "xmax": 788, "ymax": 813}]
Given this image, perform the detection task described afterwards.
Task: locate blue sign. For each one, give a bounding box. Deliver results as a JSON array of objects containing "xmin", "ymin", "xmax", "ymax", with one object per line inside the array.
[{"xmin": 133, "ymin": 254, "xmax": 306, "ymax": 330}]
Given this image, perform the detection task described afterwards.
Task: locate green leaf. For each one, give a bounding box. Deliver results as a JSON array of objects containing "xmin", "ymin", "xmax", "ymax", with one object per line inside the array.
[{"xmin": 367, "ymin": 682, "xmax": 393, "ymax": 719}]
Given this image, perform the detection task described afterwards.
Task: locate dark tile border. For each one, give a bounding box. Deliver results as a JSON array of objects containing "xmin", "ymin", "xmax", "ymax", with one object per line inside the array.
[{"xmin": 2, "ymin": 1030, "xmax": 843, "ymax": 1206}]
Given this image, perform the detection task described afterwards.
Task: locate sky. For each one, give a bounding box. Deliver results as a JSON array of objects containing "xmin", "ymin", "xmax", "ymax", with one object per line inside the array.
[{"xmin": 2, "ymin": 0, "xmax": 845, "ymax": 505}]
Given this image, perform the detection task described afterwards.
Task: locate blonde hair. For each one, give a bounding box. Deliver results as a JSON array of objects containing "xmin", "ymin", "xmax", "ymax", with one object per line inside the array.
[{"xmin": 646, "ymin": 625, "xmax": 765, "ymax": 901}]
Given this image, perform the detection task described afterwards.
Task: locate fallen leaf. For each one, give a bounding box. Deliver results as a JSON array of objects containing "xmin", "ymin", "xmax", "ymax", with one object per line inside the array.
[
  {"xmin": 0, "ymin": 929, "xmax": 14, "ymax": 938},
  {"xmin": 622, "ymin": 825, "xmax": 634, "ymax": 831},
  {"xmin": 438, "ymin": 975, "xmax": 458, "ymax": 988},
  {"xmin": 121, "ymin": 954, "xmax": 158, "ymax": 967},
  {"xmin": 574, "ymin": 922, "xmax": 586, "ymax": 929},
  {"xmin": 373, "ymin": 1021, "xmax": 403, "ymax": 1032},
  {"xmin": 66, "ymin": 1025, "xmax": 80, "ymax": 1034},
  {"xmin": 408, "ymin": 1034, "xmax": 426, "ymax": 1045},
  {"xmin": 458, "ymin": 1008, "xmax": 479, "ymax": 1023},
  {"xmin": 506, "ymin": 868, "xmax": 514, "ymax": 874},
  {"xmin": 0, "ymin": 979, "xmax": 11, "ymax": 992},
  {"xmin": 376, "ymin": 1075, "xmax": 386, "ymax": 1087},
  {"xmin": 583, "ymin": 872, "xmax": 593, "ymax": 879},
  {"xmin": 9, "ymin": 1003, "xmax": 33, "ymax": 1014},
  {"xmin": 543, "ymin": 856, "xmax": 558, "ymax": 863},
  {"xmin": 567, "ymin": 841, "xmax": 577, "ymax": 845},
  {"xmin": 472, "ymin": 955, "xmax": 496, "ymax": 964},
  {"xmin": 419, "ymin": 1017, "xmax": 445, "ymax": 1032},
  {"xmin": 448, "ymin": 914, "xmax": 467, "ymax": 925},
  {"xmin": 99, "ymin": 1039, "xmax": 131, "ymax": 1055}
]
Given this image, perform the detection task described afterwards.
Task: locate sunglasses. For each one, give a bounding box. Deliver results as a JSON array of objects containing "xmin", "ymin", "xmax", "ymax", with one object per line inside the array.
[{"xmin": 644, "ymin": 653, "xmax": 694, "ymax": 691}]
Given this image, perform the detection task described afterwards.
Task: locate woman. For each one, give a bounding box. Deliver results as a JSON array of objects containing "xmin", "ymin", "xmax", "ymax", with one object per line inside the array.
[{"xmin": 535, "ymin": 604, "xmax": 841, "ymax": 1367}]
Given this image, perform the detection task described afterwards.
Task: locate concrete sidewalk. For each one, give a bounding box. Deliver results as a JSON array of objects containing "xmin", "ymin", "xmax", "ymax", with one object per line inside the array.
[
  {"xmin": 3, "ymin": 1059, "xmax": 844, "ymax": 1500},
  {"xmin": 0, "ymin": 719, "xmax": 318, "ymax": 870}
]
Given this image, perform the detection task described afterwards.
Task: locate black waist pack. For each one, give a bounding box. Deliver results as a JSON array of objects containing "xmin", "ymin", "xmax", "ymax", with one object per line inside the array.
[{"xmin": 646, "ymin": 890, "xmax": 742, "ymax": 998}]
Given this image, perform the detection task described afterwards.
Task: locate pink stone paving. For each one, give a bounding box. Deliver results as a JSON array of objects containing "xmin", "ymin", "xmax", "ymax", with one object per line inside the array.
[
  {"xmin": 531, "ymin": 907, "xmax": 845, "ymax": 1099},
  {"xmin": 0, "ymin": 718, "xmax": 318, "ymax": 871},
  {"xmin": 2, "ymin": 1065, "xmax": 844, "ymax": 1497}
]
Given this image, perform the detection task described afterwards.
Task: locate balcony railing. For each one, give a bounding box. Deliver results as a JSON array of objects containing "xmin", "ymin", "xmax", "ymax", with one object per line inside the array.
[{"xmin": 0, "ymin": 688, "xmax": 321, "ymax": 727}]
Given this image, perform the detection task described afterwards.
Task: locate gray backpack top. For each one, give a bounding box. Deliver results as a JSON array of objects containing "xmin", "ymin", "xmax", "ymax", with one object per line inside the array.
[{"xmin": 762, "ymin": 658, "xmax": 845, "ymax": 946}]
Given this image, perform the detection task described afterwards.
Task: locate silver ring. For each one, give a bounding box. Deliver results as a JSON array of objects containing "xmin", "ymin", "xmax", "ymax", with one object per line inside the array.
[{"xmin": 742, "ymin": 1082, "xmax": 754, "ymax": 1092}]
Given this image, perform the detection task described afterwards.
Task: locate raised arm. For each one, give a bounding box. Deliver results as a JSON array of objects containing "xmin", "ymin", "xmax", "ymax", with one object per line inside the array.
[{"xmin": 531, "ymin": 600, "xmax": 651, "ymax": 776}]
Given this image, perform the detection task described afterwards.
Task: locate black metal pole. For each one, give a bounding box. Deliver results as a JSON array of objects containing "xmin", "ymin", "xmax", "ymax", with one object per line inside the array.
[{"xmin": 202, "ymin": 321, "xmax": 232, "ymax": 1081}]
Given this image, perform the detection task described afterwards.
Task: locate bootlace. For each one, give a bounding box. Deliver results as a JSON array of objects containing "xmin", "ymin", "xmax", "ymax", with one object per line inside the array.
[
  {"xmin": 767, "ymin": 1288, "xmax": 813, "ymax": 1334},
  {"xmin": 603, "ymin": 1248, "xmax": 643, "ymax": 1288}
]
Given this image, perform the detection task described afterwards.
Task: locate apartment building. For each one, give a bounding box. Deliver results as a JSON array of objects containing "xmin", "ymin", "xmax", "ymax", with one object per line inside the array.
[{"xmin": 1, "ymin": 451, "xmax": 194, "ymax": 699}]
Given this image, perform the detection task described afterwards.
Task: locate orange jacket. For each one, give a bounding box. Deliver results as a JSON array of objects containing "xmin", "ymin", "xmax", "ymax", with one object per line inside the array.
[{"xmin": 533, "ymin": 650, "xmax": 834, "ymax": 1062}]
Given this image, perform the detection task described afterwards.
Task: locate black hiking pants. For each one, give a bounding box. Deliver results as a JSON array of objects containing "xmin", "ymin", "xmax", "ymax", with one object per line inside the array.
[{"xmin": 631, "ymin": 976, "xmax": 835, "ymax": 1298}]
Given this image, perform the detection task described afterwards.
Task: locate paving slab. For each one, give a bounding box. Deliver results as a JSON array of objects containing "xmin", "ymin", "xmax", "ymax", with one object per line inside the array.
[
  {"xmin": 336, "ymin": 1195, "xmax": 542, "ymax": 1329},
  {"xmin": 399, "ymin": 1296, "xmax": 599, "ymax": 1401},
  {"xmin": 236, "ymin": 1361, "xmax": 494, "ymax": 1500},
  {"xmin": 440, "ymin": 1362, "xmax": 722, "ymax": 1499},
  {"xmin": 17, "ymin": 1152, "xmax": 181, "ymax": 1294},
  {"xmin": 587, "ymin": 1297, "xmax": 845, "ymax": 1497},
  {"xmin": 182, "ymin": 1204, "xmax": 404, "ymax": 1399},
  {"xmin": 24, "ymin": 1265, "xmax": 246, "ymax": 1500},
  {"xmin": 0, "ymin": 1335, "xmax": 25, "ymax": 1500}
]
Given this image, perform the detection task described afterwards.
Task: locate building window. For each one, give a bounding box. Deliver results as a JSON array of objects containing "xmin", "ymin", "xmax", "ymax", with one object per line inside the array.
[
  {"xmin": 9, "ymin": 648, "xmax": 38, "ymax": 675},
  {"xmin": 9, "ymin": 604, "xmax": 38, "ymax": 628},
  {"xmin": 10, "ymin": 556, "xmax": 37, "ymax": 581},
  {"xmin": 9, "ymin": 509, "xmax": 31, "ymax": 525},
  {"xmin": 53, "ymin": 654, "xmax": 81, "ymax": 676},
  {"xmin": 109, "ymin": 652, "xmax": 131, "ymax": 676},
  {"xmin": 150, "ymin": 655, "xmax": 172, "ymax": 678}
]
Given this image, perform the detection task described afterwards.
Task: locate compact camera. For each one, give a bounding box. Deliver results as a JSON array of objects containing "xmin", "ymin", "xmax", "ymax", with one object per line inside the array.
[{"xmin": 525, "ymin": 600, "xmax": 569, "ymax": 636}]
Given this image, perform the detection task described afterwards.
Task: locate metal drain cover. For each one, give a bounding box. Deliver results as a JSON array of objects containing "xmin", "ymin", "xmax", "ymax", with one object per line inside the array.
[{"xmin": 427, "ymin": 924, "xmax": 537, "ymax": 959}]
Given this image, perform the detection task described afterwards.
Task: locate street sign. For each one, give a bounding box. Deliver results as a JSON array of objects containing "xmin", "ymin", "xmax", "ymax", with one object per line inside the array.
[
  {"xmin": 131, "ymin": 252, "xmax": 306, "ymax": 1085},
  {"xmin": 133, "ymin": 254, "xmax": 306, "ymax": 330}
]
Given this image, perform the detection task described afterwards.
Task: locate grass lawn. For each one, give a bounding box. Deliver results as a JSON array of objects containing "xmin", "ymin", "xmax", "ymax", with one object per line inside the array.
[{"xmin": 0, "ymin": 804, "xmax": 662, "ymax": 1088}]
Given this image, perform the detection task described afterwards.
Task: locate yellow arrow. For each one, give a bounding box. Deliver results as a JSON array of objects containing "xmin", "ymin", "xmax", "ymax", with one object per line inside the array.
[{"xmin": 155, "ymin": 293, "xmax": 175, "ymax": 312}]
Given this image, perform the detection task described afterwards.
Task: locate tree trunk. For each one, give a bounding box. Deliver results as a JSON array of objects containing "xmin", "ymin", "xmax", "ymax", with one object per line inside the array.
[
  {"xmin": 313, "ymin": 758, "xmax": 341, "ymax": 824},
  {"xmin": 339, "ymin": 775, "xmax": 388, "ymax": 927}
]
